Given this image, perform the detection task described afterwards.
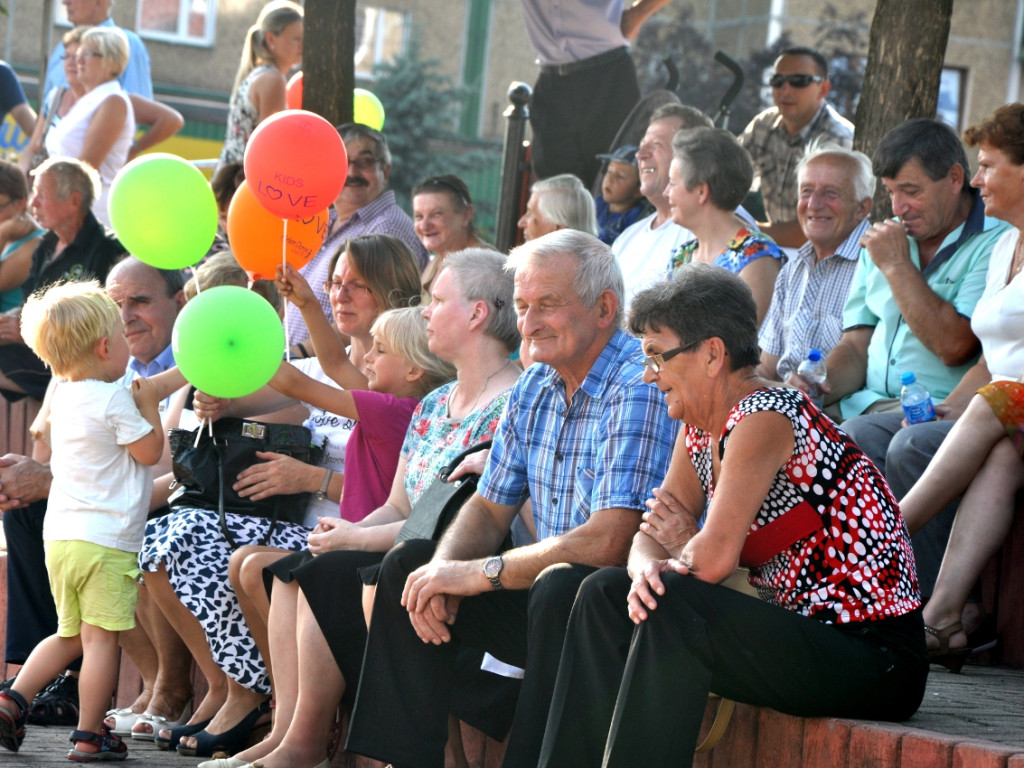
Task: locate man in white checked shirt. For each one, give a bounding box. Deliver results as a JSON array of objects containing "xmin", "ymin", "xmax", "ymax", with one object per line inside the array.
[{"xmin": 757, "ymin": 144, "xmax": 873, "ymax": 384}]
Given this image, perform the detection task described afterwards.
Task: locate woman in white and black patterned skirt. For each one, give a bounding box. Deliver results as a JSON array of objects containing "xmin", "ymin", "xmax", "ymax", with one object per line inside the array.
[{"xmin": 137, "ymin": 236, "xmax": 423, "ymax": 759}]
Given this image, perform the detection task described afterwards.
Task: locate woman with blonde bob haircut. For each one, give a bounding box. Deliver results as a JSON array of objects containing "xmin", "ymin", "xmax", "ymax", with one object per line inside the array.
[{"xmin": 44, "ymin": 26, "xmax": 134, "ymax": 227}]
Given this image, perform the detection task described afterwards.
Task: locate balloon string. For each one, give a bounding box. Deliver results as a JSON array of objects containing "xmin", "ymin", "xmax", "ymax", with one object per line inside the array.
[{"xmin": 282, "ymin": 218, "xmax": 291, "ymax": 363}]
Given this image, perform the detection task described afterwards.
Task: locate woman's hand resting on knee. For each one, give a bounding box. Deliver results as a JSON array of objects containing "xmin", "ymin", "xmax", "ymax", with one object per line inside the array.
[{"xmin": 308, "ymin": 517, "xmax": 364, "ymax": 555}]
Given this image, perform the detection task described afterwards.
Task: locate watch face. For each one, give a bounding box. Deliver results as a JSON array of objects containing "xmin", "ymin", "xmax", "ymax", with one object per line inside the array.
[{"xmin": 484, "ymin": 556, "xmax": 502, "ymax": 578}]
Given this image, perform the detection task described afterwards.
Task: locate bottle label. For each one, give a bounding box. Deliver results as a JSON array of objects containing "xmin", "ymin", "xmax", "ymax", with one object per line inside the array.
[{"xmin": 902, "ymin": 400, "xmax": 935, "ymax": 424}]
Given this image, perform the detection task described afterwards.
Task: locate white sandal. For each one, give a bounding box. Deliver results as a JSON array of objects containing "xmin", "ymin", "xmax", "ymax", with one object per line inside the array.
[
  {"xmin": 131, "ymin": 700, "xmax": 193, "ymax": 740},
  {"xmin": 103, "ymin": 706, "xmax": 145, "ymax": 736},
  {"xmin": 197, "ymin": 759, "xmax": 249, "ymax": 768}
]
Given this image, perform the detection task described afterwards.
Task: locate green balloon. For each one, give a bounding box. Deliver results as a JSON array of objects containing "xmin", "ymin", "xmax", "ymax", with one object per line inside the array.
[
  {"xmin": 109, "ymin": 153, "xmax": 218, "ymax": 270},
  {"xmin": 353, "ymin": 88, "xmax": 385, "ymax": 130},
  {"xmin": 172, "ymin": 286, "xmax": 285, "ymax": 399}
]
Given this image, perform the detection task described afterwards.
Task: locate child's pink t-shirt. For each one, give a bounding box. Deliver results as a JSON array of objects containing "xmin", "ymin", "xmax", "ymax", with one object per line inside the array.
[{"xmin": 340, "ymin": 390, "xmax": 420, "ymax": 522}]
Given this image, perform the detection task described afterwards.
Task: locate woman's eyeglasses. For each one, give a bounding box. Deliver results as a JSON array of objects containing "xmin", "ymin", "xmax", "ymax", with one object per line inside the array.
[
  {"xmin": 643, "ymin": 338, "xmax": 705, "ymax": 373},
  {"xmin": 322, "ymin": 279, "xmax": 371, "ymax": 298}
]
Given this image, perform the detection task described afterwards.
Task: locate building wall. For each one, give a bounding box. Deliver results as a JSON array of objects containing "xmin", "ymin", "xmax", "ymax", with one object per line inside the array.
[{"xmin": 1, "ymin": 0, "xmax": 1019, "ymax": 146}]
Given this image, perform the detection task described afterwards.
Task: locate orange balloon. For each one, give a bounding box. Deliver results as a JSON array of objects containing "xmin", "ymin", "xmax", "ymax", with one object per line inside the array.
[
  {"xmin": 227, "ymin": 181, "xmax": 328, "ymax": 281},
  {"xmin": 286, "ymin": 71, "xmax": 303, "ymax": 109}
]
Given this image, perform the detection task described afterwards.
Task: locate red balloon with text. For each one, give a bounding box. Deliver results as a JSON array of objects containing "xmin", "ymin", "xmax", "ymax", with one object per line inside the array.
[{"xmin": 244, "ymin": 109, "xmax": 347, "ymax": 220}]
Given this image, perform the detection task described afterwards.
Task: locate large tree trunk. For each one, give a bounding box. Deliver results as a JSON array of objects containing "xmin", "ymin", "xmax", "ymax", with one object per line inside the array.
[
  {"xmin": 853, "ymin": 0, "xmax": 954, "ymax": 219},
  {"xmin": 302, "ymin": 0, "xmax": 356, "ymax": 125}
]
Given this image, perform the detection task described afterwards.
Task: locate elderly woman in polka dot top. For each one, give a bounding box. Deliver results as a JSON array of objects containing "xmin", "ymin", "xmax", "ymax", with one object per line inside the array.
[{"xmin": 536, "ymin": 263, "xmax": 929, "ymax": 768}]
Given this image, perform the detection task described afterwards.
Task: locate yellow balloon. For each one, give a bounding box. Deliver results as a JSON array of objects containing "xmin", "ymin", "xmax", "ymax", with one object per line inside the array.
[{"xmin": 353, "ymin": 88, "xmax": 385, "ymax": 130}]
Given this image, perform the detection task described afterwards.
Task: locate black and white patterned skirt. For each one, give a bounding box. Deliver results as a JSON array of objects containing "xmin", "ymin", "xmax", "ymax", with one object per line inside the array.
[{"xmin": 139, "ymin": 506, "xmax": 309, "ymax": 693}]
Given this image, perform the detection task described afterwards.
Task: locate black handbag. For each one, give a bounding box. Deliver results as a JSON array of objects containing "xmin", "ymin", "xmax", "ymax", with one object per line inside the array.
[
  {"xmin": 168, "ymin": 417, "xmax": 324, "ymax": 549},
  {"xmin": 395, "ymin": 441, "xmax": 492, "ymax": 544}
]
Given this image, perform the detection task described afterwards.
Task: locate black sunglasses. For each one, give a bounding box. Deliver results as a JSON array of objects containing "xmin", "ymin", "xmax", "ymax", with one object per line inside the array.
[{"xmin": 769, "ymin": 73, "xmax": 824, "ymax": 89}]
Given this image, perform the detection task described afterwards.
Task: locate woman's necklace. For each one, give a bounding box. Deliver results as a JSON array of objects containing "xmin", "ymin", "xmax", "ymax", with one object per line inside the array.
[
  {"xmin": 452, "ymin": 358, "xmax": 513, "ymax": 415},
  {"xmin": 1010, "ymin": 234, "xmax": 1024, "ymax": 282}
]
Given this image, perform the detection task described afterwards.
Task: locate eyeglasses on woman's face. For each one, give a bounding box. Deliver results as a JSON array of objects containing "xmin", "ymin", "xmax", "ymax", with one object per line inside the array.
[
  {"xmin": 322, "ymin": 278, "xmax": 372, "ymax": 299},
  {"xmin": 643, "ymin": 338, "xmax": 705, "ymax": 373},
  {"xmin": 75, "ymin": 50, "xmax": 104, "ymax": 62}
]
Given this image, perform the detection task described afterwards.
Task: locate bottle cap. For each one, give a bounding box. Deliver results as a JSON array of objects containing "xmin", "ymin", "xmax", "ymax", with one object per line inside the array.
[
  {"xmin": 807, "ymin": 349, "xmax": 822, "ymax": 362},
  {"xmin": 900, "ymin": 372, "xmax": 916, "ymax": 385}
]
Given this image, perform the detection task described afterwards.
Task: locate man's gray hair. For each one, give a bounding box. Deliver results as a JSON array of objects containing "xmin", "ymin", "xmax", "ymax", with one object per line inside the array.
[
  {"xmin": 507, "ymin": 229, "xmax": 624, "ymax": 327},
  {"xmin": 532, "ymin": 174, "xmax": 598, "ymax": 237},
  {"xmin": 649, "ymin": 103, "xmax": 714, "ymax": 131},
  {"xmin": 441, "ymin": 248, "xmax": 520, "ymax": 353},
  {"xmin": 336, "ymin": 122, "xmax": 392, "ymax": 166},
  {"xmin": 34, "ymin": 157, "xmax": 101, "ymax": 213},
  {"xmin": 797, "ymin": 143, "xmax": 876, "ymax": 201}
]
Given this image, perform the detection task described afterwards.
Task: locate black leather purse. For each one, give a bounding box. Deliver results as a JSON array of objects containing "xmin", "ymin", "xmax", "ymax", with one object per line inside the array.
[
  {"xmin": 168, "ymin": 418, "xmax": 324, "ymax": 549},
  {"xmin": 395, "ymin": 441, "xmax": 492, "ymax": 544}
]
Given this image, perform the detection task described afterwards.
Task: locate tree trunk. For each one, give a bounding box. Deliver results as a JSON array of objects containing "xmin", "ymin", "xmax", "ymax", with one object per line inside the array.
[
  {"xmin": 302, "ymin": 0, "xmax": 355, "ymax": 125},
  {"xmin": 853, "ymin": 0, "xmax": 954, "ymax": 219}
]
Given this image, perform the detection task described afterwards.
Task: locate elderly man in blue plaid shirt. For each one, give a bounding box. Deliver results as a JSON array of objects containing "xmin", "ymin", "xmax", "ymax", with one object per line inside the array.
[{"xmin": 346, "ymin": 230, "xmax": 676, "ymax": 768}]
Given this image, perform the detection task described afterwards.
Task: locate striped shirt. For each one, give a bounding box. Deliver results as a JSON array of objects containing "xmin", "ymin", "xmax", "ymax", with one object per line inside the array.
[
  {"xmin": 479, "ymin": 329, "xmax": 676, "ymax": 541},
  {"xmin": 759, "ymin": 218, "xmax": 868, "ymax": 380},
  {"xmin": 740, "ymin": 103, "xmax": 854, "ymax": 224}
]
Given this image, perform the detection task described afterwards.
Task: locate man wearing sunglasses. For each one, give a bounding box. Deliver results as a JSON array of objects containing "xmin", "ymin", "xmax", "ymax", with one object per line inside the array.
[{"xmin": 740, "ymin": 46, "xmax": 854, "ymax": 249}]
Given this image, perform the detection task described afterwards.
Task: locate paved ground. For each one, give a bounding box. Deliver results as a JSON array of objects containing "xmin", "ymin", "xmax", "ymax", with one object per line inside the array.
[{"xmin": 6, "ymin": 661, "xmax": 1024, "ymax": 766}]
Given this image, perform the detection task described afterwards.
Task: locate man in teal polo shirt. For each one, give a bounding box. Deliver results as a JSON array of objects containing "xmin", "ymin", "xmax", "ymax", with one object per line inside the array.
[
  {"xmin": 790, "ymin": 119, "xmax": 1008, "ymax": 614},
  {"xmin": 789, "ymin": 118, "xmax": 1008, "ymax": 423}
]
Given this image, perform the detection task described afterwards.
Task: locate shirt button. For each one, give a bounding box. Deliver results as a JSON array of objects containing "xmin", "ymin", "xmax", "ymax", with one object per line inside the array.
[
  {"xmin": 555, "ymin": 453, "xmax": 563, "ymax": 461},
  {"xmin": 552, "ymin": 498, "xmax": 558, "ymax": 505}
]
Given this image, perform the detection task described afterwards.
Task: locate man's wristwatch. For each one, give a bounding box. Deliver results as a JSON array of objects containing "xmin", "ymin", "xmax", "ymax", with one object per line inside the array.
[
  {"xmin": 314, "ymin": 469, "xmax": 333, "ymax": 502},
  {"xmin": 483, "ymin": 555, "xmax": 504, "ymax": 590}
]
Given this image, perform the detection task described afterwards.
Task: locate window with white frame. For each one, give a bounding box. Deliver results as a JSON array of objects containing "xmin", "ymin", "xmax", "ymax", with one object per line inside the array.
[
  {"xmin": 136, "ymin": 0, "xmax": 216, "ymax": 47},
  {"xmin": 355, "ymin": 6, "xmax": 409, "ymax": 78},
  {"xmin": 937, "ymin": 67, "xmax": 964, "ymax": 132},
  {"xmin": 53, "ymin": 0, "xmax": 215, "ymax": 46}
]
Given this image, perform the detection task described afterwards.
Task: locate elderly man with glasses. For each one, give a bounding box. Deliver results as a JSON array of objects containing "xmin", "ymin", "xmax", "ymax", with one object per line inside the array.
[
  {"xmin": 286, "ymin": 122, "xmax": 428, "ymax": 357},
  {"xmin": 739, "ymin": 46, "xmax": 854, "ymax": 249}
]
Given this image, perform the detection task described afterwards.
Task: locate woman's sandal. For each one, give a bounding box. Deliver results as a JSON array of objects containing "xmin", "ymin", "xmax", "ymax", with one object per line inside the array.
[
  {"xmin": 131, "ymin": 699, "xmax": 194, "ymax": 740},
  {"xmin": 103, "ymin": 707, "xmax": 144, "ymax": 737},
  {"xmin": 67, "ymin": 725, "xmax": 128, "ymax": 762},
  {"xmin": 153, "ymin": 717, "xmax": 211, "ymax": 751},
  {"xmin": 0, "ymin": 690, "xmax": 28, "ymax": 753},
  {"xmin": 176, "ymin": 700, "xmax": 271, "ymax": 758},
  {"xmin": 925, "ymin": 621, "xmax": 971, "ymax": 674}
]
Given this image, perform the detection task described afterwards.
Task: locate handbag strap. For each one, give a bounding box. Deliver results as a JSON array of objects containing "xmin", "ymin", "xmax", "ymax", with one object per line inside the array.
[
  {"xmin": 214, "ymin": 437, "xmax": 276, "ymax": 550},
  {"xmin": 694, "ymin": 695, "xmax": 735, "ymax": 753},
  {"xmin": 439, "ymin": 440, "xmax": 493, "ymax": 481}
]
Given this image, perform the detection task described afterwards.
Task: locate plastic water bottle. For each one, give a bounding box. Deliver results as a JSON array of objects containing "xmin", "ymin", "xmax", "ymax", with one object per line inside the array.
[
  {"xmin": 900, "ymin": 372, "xmax": 936, "ymax": 424},
  {"xmin": 796, "ymin": 348, "xmax": 827, "ymax": 406}
]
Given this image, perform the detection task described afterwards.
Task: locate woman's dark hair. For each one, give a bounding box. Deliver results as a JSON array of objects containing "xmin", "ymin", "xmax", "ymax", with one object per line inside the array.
[
  {"xmin": 963, "ymin": 103, "xmax": 1024, "ymax": 165},
  {"xmin": 628, "ymin": 263, "xmax": 760, "ymax": 371},
  {"xmin": 328, "ymin": 234, "xmax": 422, "ymax": 311},
  {"xmin": 873, "ymin": 118, "xmax": 971, "ymax": 191},
  {"xmin": 211, "ymin": 162, "xmax": 245, "ymax": 214},
  {"xmin": 0, "ymin": 159, "xmax": 28, "ymax": 201},
  {"xmin": 671, "ymin": 127, "xmax": 753, "ymax": 211},
  {"xmin": 413, "ymin": 175, "xmax": 478, "ymax": 238}
]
